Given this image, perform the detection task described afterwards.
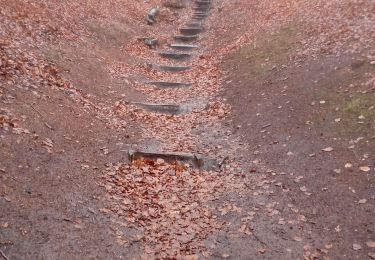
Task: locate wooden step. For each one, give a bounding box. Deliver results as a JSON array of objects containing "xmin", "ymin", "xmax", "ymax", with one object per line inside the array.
[
  {"xmin": 169, "ymin": 43, "xmax": 199, "ymax": 51},
  {"xmin": 128, "ymin": 150, "xmax": 218, "ymax": 170},
  {"xmin": 147, "ymin": 81, "xmax": 192, "ymax": 87},
  {"xmin": 157, "ymin": 51, "xmax": 192, "ymax": 60},
  {"xmin": 173, "ymin": 35, "xmax": 199, "ymax": 42},
  {"xmin": 133, "ymin": 102, "xmax": 182, "ymax": 115},
  {"xmin": 156, "ymin": 65, "xmax": 191, "ymax": 72},
  {"xmin": 180, "ymin": 27, "xmax": 203, "ymax": 36}
]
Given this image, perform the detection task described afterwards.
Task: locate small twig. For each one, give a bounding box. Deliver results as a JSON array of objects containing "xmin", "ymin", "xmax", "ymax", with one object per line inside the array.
[
  {"xmin": 22, "ymin": 102, "xmax": 55, "ymax": 131},
  {"xmin": 252, "ymin": 231, "xmax": 267, "ymax": 246},
  {"xmin": 29, "ymin": 104, "xmax": 43, "ymax": 118},
  {"xmin": 44, "ymin": 122, "xmax": 54, "ymax": 130},
  {"xmin": 261, "ymin": 124, "xmax": 272, "ymax": 129},
  {"xmin": 219, "ymin": 156, "xmax": 230, "ymax": 169},
  {"xmin": 0, "ymin": 249, "xmax": 10, "ymax": 260}
]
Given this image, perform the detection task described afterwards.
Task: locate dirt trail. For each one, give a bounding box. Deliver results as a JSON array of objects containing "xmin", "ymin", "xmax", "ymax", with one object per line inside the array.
[{"xmin": 1, "ymin": 0, "xmax": 375, "ymax": 259}]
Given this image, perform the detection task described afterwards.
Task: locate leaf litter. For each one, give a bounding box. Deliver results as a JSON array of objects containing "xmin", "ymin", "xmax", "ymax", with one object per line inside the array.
[{"xmin": 101, "ymin": 158, "xmax": 249, "ymax": 258}]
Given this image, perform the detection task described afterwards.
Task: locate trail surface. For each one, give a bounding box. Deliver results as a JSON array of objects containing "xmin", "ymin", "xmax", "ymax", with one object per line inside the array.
[{"xmin": 1, "ymin": 0, "xmax": 374, "ymax": 259}]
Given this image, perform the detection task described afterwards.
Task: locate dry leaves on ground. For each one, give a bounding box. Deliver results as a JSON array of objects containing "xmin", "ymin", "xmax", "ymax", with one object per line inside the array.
[{"xmin": 101, "ymin": 159, "xmax": 246, "ymax": 258}]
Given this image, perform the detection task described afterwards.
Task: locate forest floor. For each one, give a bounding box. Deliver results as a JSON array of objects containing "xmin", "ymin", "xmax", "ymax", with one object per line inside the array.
[{"xmin": 0, "ymin": 0, "xmax": 374, "ymax": 259}]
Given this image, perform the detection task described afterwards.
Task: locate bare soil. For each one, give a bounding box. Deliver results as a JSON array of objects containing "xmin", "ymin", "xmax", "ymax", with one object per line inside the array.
[{"xmin": 221, "ymin": 26, "xmax": 375, "ymax": 260}]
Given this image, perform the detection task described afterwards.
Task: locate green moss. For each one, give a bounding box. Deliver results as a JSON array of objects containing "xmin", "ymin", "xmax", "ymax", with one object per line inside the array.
[
  {"xmin": 233, "ymin": 24, "xmax": 299, "ymax": 76},
  {"xmin": 344, "ymin": 96, "xmax": 374, "ymax": 116},
  {"xmin": 337, "ymin": 94, "xmax": 375, "ymax": 135},
  {"xmin": 298, "ymin": 52, "xmax": 375, "ymax": 139}
]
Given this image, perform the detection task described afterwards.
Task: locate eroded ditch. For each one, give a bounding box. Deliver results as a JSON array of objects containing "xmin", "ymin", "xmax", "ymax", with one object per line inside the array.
[{"xmin": 97, "ymin": 0, "xmax": 308, "ymax": 257}]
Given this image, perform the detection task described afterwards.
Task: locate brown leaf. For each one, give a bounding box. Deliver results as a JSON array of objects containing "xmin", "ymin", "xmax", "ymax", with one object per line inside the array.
[
  {"xmin": 353, "ymin": 243, "xmax": 362, "ymax": 251},
  {"xmin": 322, "ymin": 147, "xmax": 333, "ymax": 152},
  {"xmin": 359, "ymin": 166, "xmax": 371, "ymax": 172}
]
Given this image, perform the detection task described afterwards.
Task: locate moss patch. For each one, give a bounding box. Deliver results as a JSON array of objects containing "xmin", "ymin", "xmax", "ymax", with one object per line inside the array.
[
  {"xmin": 344, "ymin": 95, "xmax": 375, "ymax": 116},
  {"xmin": 233, "ymin": 24, "xmax": 299, "ymax": 77},
  {"xmin": 314, "ymin": 61, "xmax": 375, "ymax": 138},
  {"xmin": 337, "ymin": 93, "xmax": 375, "ymax": 137}
]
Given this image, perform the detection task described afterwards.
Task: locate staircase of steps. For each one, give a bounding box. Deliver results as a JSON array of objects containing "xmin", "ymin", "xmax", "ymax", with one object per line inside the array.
[{"xmin": 131, "ymin": 0, "xmax": 215, "ymax": 169}]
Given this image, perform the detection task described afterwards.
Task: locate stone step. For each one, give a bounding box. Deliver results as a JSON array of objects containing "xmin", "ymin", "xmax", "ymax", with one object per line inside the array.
[
  {"xmin": 173, "ymin": 35, "xmax": 199, "ymax": 42},
  {"xmin": 194, "ymin": 3, "xmax": 210, "ymax": 7},
  {"xmin": 194, "ymin": 11, "xmax": 208, "ymax": 15},
  {"xmin": 191, "ymin": 17, "xmax": 206, "ymax": 22},
  {"xmin": 185, "ymin": 22, "xmax": 203, "ymax": 27},
  {"xmin": 152, "ymin": 65, "xmax": 192, "ymax": 72},
  {"xmin": 133, "ymin": 100, "xmax": 206, "ymax": 115},
  {"xmin": 128, "ymin": 150, "xmax": 218, "ymax": 170},
  {"xmin": 157, "ymin": 51, "xmax": 191, "ymax": 60},
  {"xmin": 196, "ymin": 3, "xmax": 210, "ymax": 6},
  {"xmin": 147, "ymin": 81, "xmax": 192, "ymax": 87},
  {"xmin": 180, "ymin": 27, "xmax": 203, "ymax": 36},
  {"xmin": 133, "ymin": 102, "xmax": 182, "ymax": 114},
  {"xmin": 196, "ymin": 2, "xmax": 211, "ymax": 6},
  {"xmin": 193, "ymin": 7, "xmax": 210, "ymax": 12},
  {"xmin": 169, "ymin": 43, "xmax": 199, "ymax": 51},
  {"xmin": 195, "ymin": 0, "xmax": 211, "ymax": 5},
  {"xmin": 192, "ymin": 14, "xmax": 207, "ymax": 20}
]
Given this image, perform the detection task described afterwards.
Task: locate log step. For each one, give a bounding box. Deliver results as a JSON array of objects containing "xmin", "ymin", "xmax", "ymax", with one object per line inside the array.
[
  {"xmin": 186, "ymin": 22, "xmax": 202, "ymax": 27},
  {"xmin": 157, "ymin": 51, "xmax": 191, "ymax": 60},
  {"xmin": 169, "ymin": 43, "xmax": 199, "ymax": 51},
  {"xmin": 128, "ymin": 150, "xmax": 218, "ymax": 170},
  {"xmin": 194, "ymin": 11, "xmax": 208, "ymax": 15},
  {"xmin": 193, "ymin": 7, "xmax": 210, "ymax": 12},
  {"xmin": 192, "ymin": 15, "xmax": 207, "ymax": 20},
  {"xmin": 133, "ymin": 100, "xmax": 207, "ymax": 115},
  {"xmin": 133, "ymin": 102, "xmax": 182, "ymax": 115},
  {"xmin": 196, "ymin": 1, "xmax": 211, "ymax": 5},
  {"xmin": 173, "ymin": 35, "xmax": 199, "ymax": 42},
  {"xmin": 180, "ymin": 27, "xmax": 203, "ymax": 36},
  {"xmin": 155, "ymin": 65, "xmax": 191, "ymax": 72},
  {"xmin": 147, "ymin": 81, "xmax": 192, "ymax": 87}
]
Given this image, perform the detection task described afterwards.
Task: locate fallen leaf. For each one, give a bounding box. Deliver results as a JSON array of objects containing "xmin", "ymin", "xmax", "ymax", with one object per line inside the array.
[
  {"xmin": 335, "ymin": 225, "xmax": 341, "ymax": 232},
  {"xmin": 99, "ymin": 208, "xmax": 110, "ymax": 213},
  {"xmin": 358, "ymin": 199, "xmax": 367, "ymax": 204},
  {"xmin": 359, "ymin": 166, "xmax": 370, "ymax": 172},
  {"xmin": 325, "ymin": 244, "xmax": 333, "ymax": 249},
  {"xmin": 367, "ymin": 241, "xmax": 375, "ymax": 248},
  {"xmin": 358, "ymin": 115, "xmax": 365, "ymax": 120},
  {"xmin": 2, "ymin": 222, "xmax": 9, "ymax": 228},
  {"xmin": 258, "ymin": 248, "xmax": 266, "ymax": 254},
  {"xmin": 353, "ymin": 243, "xmax": 362, "ymax": 251},
  {"xmin": 322, "ymin": 147, "xmax": 333, "ymax": 152}
]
